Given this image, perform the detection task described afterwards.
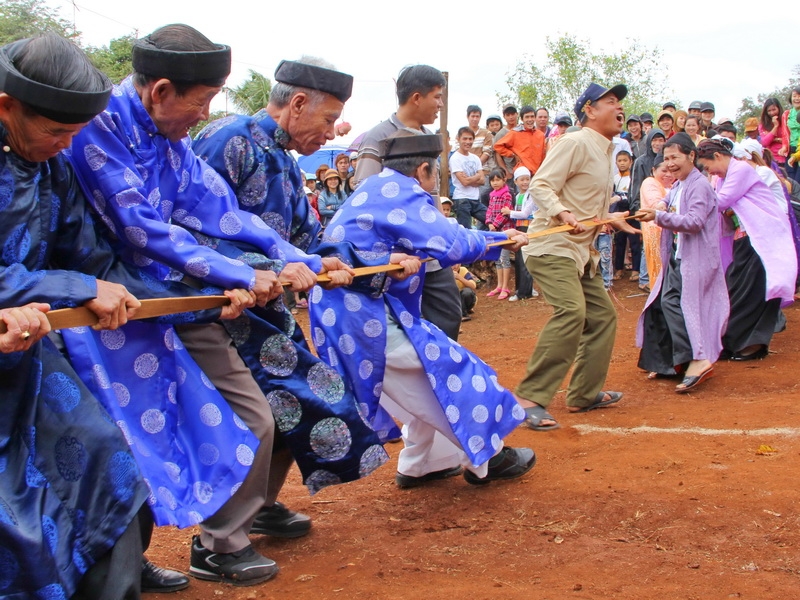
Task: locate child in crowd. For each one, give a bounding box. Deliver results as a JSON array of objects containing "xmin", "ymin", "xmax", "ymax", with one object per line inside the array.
[
  {"xmin": 452, "ymin": 263, "xmax": 478, "ymax": 321},
  {"xmin": 302, "ymin": 171, "xmax": 321, "ymax": 220},
  {"xmin": 485, "ymin": 169, "xmax": 515, "ymax": 299},
  {"xmin": 610, "ymin": 151, "xmax": 633, "ymax": 283},
  {"xmin": 440, "ymin": 197, "xmax": 454, "ymax": 218},
  {"xmin": 502, "ymin": 166, "xmax": 538, "ymax": 299}
]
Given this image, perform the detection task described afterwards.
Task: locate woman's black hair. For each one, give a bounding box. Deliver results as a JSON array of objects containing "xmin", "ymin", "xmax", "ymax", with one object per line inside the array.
[
  {"xmin": 760, "ymin": 97, "xmax": 783, "ymax": 132},
  {"xmin": 488, "ymin": 168, "xmax": 506, "ymax": 181},
  {"xmin": 652, "ymin": 153, "xmax": 665, "ymax": 170},
  {"xmin": 696, "ymin": 138, "xmax": 732, "ymax": 159}
]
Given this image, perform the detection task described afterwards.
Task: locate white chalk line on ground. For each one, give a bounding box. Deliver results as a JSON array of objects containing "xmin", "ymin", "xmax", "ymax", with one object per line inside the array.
[{"xmin": 572, "ymin": 424, "xmax": 800, "ymax": 437}]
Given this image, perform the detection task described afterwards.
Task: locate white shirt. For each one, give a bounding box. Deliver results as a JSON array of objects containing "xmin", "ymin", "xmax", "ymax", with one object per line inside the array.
[{"xmin": 450, "ymin": 151, "xmax": 482, "ymax": 200}]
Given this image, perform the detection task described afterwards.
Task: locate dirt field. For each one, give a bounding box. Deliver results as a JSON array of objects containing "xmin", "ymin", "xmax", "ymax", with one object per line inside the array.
[{"xmin": 147, "ymin": 275, "xmax": 800, "ymax": 600}]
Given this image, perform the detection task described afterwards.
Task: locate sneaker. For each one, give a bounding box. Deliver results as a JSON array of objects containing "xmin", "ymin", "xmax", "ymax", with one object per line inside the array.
[
  {"xmin": 531, "ymin": 290, "xmax": 539, "ymax": 298},
  {"xmin": 507, "ymin": 294, "xmax": 519, "ymax": 302},
  {"xmin": 395, "ymin": 466, "xmax": 463, "ymax": 489},
  {"xmin": 249, "ymin": 502, "xmax": 311, "ymax": 538},
  {"xmin": 189, "ymin": 536, "xmax": 278, "ymax": 586},
  {"xmin": 463, "ymin": 447, "xmax": 536, "ymax": 485}
]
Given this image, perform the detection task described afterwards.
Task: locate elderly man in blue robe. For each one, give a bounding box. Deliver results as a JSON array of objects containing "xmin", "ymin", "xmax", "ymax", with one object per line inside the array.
[
  {"xmin": 66, "ymin": 25, "xmax": 388, "ymax": 587},
  {"xmin": 308, "ymin": 132, "xmax": 537, "ymax": 487},
  {"xmin": 0, "ymin": 34, "xmax": 256, "ymax": 597}
]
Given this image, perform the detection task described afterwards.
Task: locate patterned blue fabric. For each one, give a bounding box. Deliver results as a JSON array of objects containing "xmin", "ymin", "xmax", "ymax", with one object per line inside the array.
[
  {"xmin": 308, "ymin": 169, "xmax": 525, "ymax": 466},
  {"xmin": 66, "ymin": 77, "xmax": 321, "ymax": 292},
  {"xmin": 191, "ymin": 112, "xmax": 391, "ymax": 492},
  {"xmin": 0, "ymin": 133, "xmax": 152, "ymax": 596}
]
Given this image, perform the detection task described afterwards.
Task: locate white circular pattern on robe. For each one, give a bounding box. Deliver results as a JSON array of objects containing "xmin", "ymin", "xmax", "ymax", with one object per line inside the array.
[
  {"xmin": 199, "ymin": 403, "xmax": 223, "ymax": 427},
  {"xmin": 490, "ymin": 374, "xmax": 504, "ymax": 391},
  {"xmin": 472, "ymin": 375, "xmax": 487, "ymax": 393},
  {"xmin": 309, "ymin": 417, "xmax": 352, "ymax": 460},
  {"xmin": 144, "ymin": 482, "xmax": 156, "ymax": 506},
  {"xmin": 449, "ymin": 347, "xmax": 463, "ymax": 363},
  {"xmin": 351, "ymin": 191, "xmax": 369, "ymax": 206},
  {"xmin": 356, "ymin": 213, "xmax": 374, "ymax": 231},
  {"xmin": 397, "ymin": 237, "xmax": 414, "ymax": 251},
  {"xmin": 197, "ymin": 442, "xmax": 219, "ymax": 467},
  {"xmin": 419, "ymin": 204, "xmax": 438, "ymax": 223},
  {"xmin": 421, "ymin": 322, "xmax": 432, "ymax": 334},
  {"xmin": 327, "ymin": 225, "xmax": 345, "ymax": 242},
  {"xmin": 133, "ymin": 252, "xmax": 152, "ymax": 267},
  {"xmin": 232, "ymin": 413, "xmax": 248, "ymax": 431},
  {"xmin": 193, "ymin": 481, "xmax": 213, "ymax": 504},
  {"xmin": 179, "ymin": 170, "xmax": 190, "ymax": 192},
  {"xmin": 363, "ymin": 319, "xmax": 382, "ymax": 338},
  {"xmin": 158, "ymin": 487, "xmax": 178, "ymax": 511},
  {"xmin": 125, "ymin": 226, "xmax": 148, "ymax": 248},
  {"xmin": 495, "ymin": 404, "xmax": 504, "ymax": 422},
  {"xmin": 168, "ymin": 225, "xmax": 189, "ymax": 246},
  {"xmin": 313, "ymin": 327, "xmax": 326, "ymax": 347},
  {"xmin": 259, "ymin": 335, "xmax": 298, "ymax": 376},
  {"xmin": 399, "ymin": 311, "xmax": 414, "ymax": 328},
  {"xmin": 381, "ymin": 181, "xmax": 400, "ymax": 198},
  {"xmin": 445, "ymin": 405, "xmax": 460, "ymax": 424},
  {"xmin": 141, "ymin": 409, "xmax": 165, "ymax": 434},
  {"xmin": 147, "ymin": 187, "xmax": 161, "ymax": 208},
  {"xmin": 424, "ymin": 343, "xmax": 440, "ymax": 361},
  {"xmin": 321, "ymin": 308, "xmax": 337, "ymax": 326},
  {"xmin": 472, "ymin": 405, "xmax": 489, "ymax": 423},
  {"xmin": 491, "ymin": 434, "xmax": 502, "ymax": 451},
  {"xmin": 223, "ymin": 256, "xmax": 245, "ymax": 267},
  {"xmin": 343, "ymin": 293, "xmax": 362, "ymax": 312},
  {"xmin": 225, "ymin": 316, "xmax": 250, "ymax": 346},
  {"xmin": 219, "ymin": 212, "xmax": 243, "ymax": 235},
  {"xmin": 116, "ymin": 420, "xmax": 132, "ymax": 445},
  {"xmin": 167, "ymin": 147, "xmax": 181, "ymax": 171},
  {"xmin": 163, "ymin": 328, "xmax": 183, "ymax": 352},
  {"xmin": 408, "ymin": 276, "xmax": 421, "ymax": 294},
  {"xmin": 249, "ymin": 214, "xmax": 269, "ymax": 230},
  {"xmin": 427, "ymin": 235, "xmax": 447, "ymax": 253},
  {"xmin": 468, "ymin": 353, "xmax": 478, "ymax": 365},
  {"xmin": 100, "ymin": 329, "xmax": 126, "ymax": 350},
  {"xmin": 163, "ymin": 462, "xmax": 181, "ymax": 483},
  {"xmin": 88, "ymin": 367, "xmax": 112, "ymax": 395},
  {"xmin": 326, "ymin": 346, "xmax": 339, "ymax": 368},
  {"xmin": 200, "ymin": 372, "xmax": 215, "ymax": 390},
  {"xmin": 358, "ymin": 359, "xmax": 373, "ymax": 380},
  {"xmin": 236, "ymin": 444, "xmax": 254, "ymax": 466},
  {"xmin": 412, "ymin": 184, "xmax": 425, "ymax": 195},
  {"xmin": 372, "ymin": 381, "xmax": 382, "ymax": 398},
  {"xmin": 511, "ymin": 404, "xmax": 526, "ymax": 420},
  {"xmin": 94, "ymin": 111, "xmax": 116, "ymax": 131},
  {"xmin": 188, "ymin": 511, "xmax": 204, "ymax": 525},
  {"xmin": 84, "ymin": 144, "xmax": 108, "ymax": 171},
  {"xmin": 167, "ymin": 381, "xmax": 177, "ymax": 404},
  {"xmin": 123, "ymin": 167, "xmax": 143, "ymax": 187},
  {"xmin": 203, "ymin": 169, "xmax": 228, "ymax": 197},
  {"xmin": 338, "ymin": 334, "xmax": 356, "ymax": 355},
  {"xmin": 228, "ymin": 484, "xmax": 241, "ymax": 498},
  {"xmin": 379, "ymin": 169, "xmax": 392, "ymax": 177},
  {"xmin": 307, "ymin": 363, "xmax": 345, "ymax": 404},
  {"xmin": 133, "ymin": 436, "xmax": 152, "ymax": 456},
  {"xmin": 101, "ymin": 215, "xmax": 117, "ymax": 234},
  {"xmin": 427, "ymin": 372, "xmax": 436, "ymax": 389},
  {"xmin": 185, "ymin": 257, "xmax": 211, "ymax": 278},
  {"xmin": 92, "ymin": 188, "xmax": 106, "ymax": 213},
  {"xmin": 266, "ymin": 391, "xmax": 301, "ymax": 432},
  {"xmin": 112, "ymin": 382, "xmax": 130, "ymax": 407},
  {"xmin": 468, "ymin": 436, "xmax": 485, "ymax": 454},
  {"xmin": 447, "ymin": 374, "xmax": 463, "ymax": 392},
  {"xmin": 311, "ymin": 286, "xmax": 323, "ymax": 303},
  {"xmin": 161, "ymin": 200, "xmax": 173, "ymax": 220},
  {"xmin": 134, "ymin": 353, "xmax": 158, "ymax": 378},
  {"xmin": 386, "ymin": 208, "xmax": 407, "ymax": 225}
]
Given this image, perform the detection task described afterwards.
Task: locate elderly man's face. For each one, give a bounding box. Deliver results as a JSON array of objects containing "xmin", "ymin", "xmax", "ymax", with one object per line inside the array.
[
  {"xmin": 150, "ymin": 82, "xmax": 222, "ymax": 142},
  {"xmin": 287, "ymin": 92, "xmax": 344, "ymax": 155},
  {"xmin": 0, "ymin": 96, "xmax": 86, "ymax": 162}
]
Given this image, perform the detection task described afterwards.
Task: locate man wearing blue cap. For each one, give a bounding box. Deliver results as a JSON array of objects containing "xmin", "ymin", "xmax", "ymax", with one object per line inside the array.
[{"xmin": 513, "ymin": 83, "xmax": 630, "ymax": 430}]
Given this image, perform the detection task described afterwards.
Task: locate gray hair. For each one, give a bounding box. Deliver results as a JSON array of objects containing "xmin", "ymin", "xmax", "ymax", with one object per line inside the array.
[{"xmin": 270, "ymin": 55, "xmax": 337, "ymax": 108}]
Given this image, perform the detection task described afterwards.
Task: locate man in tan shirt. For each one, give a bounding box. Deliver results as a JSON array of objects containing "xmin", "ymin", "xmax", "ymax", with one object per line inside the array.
[{"xmin": 514, "ymin": 83, "xmax": 632, "ymax": 430}]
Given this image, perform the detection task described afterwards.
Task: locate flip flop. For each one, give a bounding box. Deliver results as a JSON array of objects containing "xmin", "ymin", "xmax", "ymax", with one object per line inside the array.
[
  {"xmin": 675, "ymin": 367, "xmax": 714, "ymax": 394},
  {"xmin": 570, "ymin": 391, "xmax": 623, "ymax": 413},
  {"xmin": 523, "ymin": 405, "xmax": 560, "ymax": 431}
]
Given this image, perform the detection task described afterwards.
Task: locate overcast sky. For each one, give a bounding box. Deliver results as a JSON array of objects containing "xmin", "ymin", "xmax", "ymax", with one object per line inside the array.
[{"xmin": 50, "ymin": 0, "xmax": 798, "ymax": 148}]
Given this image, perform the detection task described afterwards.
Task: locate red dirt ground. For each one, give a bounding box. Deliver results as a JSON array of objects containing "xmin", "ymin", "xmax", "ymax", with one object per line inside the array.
[{"xmin": 146, "ymin": 274, "xmax": 800, "ymax": 600}]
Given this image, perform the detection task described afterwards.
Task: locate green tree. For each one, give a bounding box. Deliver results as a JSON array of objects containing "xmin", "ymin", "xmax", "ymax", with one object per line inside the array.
[
  {"xmin": 0, "ymin": 0, "xmax": 76, "ymax": 44},
  {"xmin": 501, "ymin": 35, "xmax": 670, "ymax": 121},
  {"xmin": 85, "ymin": 34, "xmax": 135, "ymax": 84},
  {"xmin": 189, "ymin": 110, "xmax": 228, "ymax": 139},
  {"xmin": 734, "ymin": 65, "xmax": 800, "ymax": 136},
  {"xmin": 227, "ymin": 69, "xmax": 271, "ymax": 114}
]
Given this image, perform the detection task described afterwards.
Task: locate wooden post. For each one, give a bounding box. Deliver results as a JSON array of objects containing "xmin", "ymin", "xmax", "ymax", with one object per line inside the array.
[{"xmin": 439, "ymin": 71, "xmax": 449, "ymax": 198}]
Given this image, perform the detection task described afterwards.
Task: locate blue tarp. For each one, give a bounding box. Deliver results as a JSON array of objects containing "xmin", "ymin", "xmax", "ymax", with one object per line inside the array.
[{"xmin": 294, "ymin": 145, "xmax": 350, "ymax": 175}]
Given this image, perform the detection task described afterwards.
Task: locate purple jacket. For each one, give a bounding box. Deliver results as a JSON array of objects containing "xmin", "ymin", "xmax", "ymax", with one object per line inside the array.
[
  {"xmin": 716, "ymin": 158, "xmax": 797, "ymax": 307},
  {"xmin": 636, "ymin": 168, "xmax": 729, "ymax": 361}
]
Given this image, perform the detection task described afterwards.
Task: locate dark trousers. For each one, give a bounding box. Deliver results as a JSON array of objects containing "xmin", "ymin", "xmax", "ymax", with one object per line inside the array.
[
  {"xmin": 613, "ymin": 230, "xmax": 642, "ymax": 271},
  {"xmin": 513, "ymin": 225, "xmax": 533, "ymax": 297},
  {"xmin": 454, "ymin": 197, "xmax": 487, "ymax": 230},
  {"xmin": 422, "ymin": 266, "xmax": 462, "ymax": 340},
  {"xmin": 459, "ymin": 287, "xmax": 476, "ymax": 316}
]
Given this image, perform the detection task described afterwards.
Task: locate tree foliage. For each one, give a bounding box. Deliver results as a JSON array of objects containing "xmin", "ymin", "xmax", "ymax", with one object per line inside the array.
[
  {"xmin": 0, "ymin": 0, "xmax": 76, "ymax": 45},
  {"xmin": 734, "ymin": 66, "xmax": 800, "ymax": 135},
  {"xmin": 227, "ymin": 70, "xmax": 271, "ymax": 115},
  {"xmin": 501, "ymin": 35, "xmax": 670, "ymax": 121},
  {"xmin": 85, "ymin": 35, "xmax": 135, "ymax": 84}
]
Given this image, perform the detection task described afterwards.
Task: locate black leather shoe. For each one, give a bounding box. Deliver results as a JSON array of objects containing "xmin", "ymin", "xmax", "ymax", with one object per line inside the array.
[
  {"xmin": 730, "ymin": 346, "xmax": 769, "ymax": 361},
  {"xmin": 395, "ymin": 465, "xmax": 463, "ymax": 488},
  {"xmin": 141, "ymin": 559, "xmax": 189, "ymax": 593},
  {"xmin": 464, "ymin": 447, "xmax": 536, "ymax": 485},
  {"xmin": 249, "ymin": 502, "xmax": 311, "ymax": 538}
]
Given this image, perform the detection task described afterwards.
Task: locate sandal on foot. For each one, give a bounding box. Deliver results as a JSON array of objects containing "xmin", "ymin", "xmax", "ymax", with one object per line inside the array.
[
  {"xmin": 628, "ymin": 271, "xmax": 640, "ymax": 281},
  {"xmin": 522, "ymin": 405, "xmax": 560, "ymax": 431},
  {"xmin": 497, "ymin": 288, "xmax": 510, "ymax": 300},
  {"xmin": 569, "ymin": 391, "xmax": 623, "ymax": 413},
  {"xmin": 486, "ymin": 288, "xmax": 501, "ymax": 297},
  {"xmin": 675, "ymin": 366, "xmax": 714, "ymax": 393}
]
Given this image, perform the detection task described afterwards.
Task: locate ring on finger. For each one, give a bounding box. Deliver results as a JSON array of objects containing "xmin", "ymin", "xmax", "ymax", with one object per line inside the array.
[{"xmin": 20, "ymin": 331, "xmax": 31, "ymax": 341}]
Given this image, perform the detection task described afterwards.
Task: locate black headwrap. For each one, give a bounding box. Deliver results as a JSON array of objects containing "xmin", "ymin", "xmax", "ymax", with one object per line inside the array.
[
  {"xmin": 381, "ymin": 134, "xmax": 442, "ymax": 160},
  {"xmin": 274, "ymin": 60, "xmax": 353, "ymax": 103},
  {"xmin": 0, "ymin": 38, "xmax": 111, "ymax": 124},
  {"xmin": 132, "ymin": 35, "xmax": 231, "ymax": 83}
]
